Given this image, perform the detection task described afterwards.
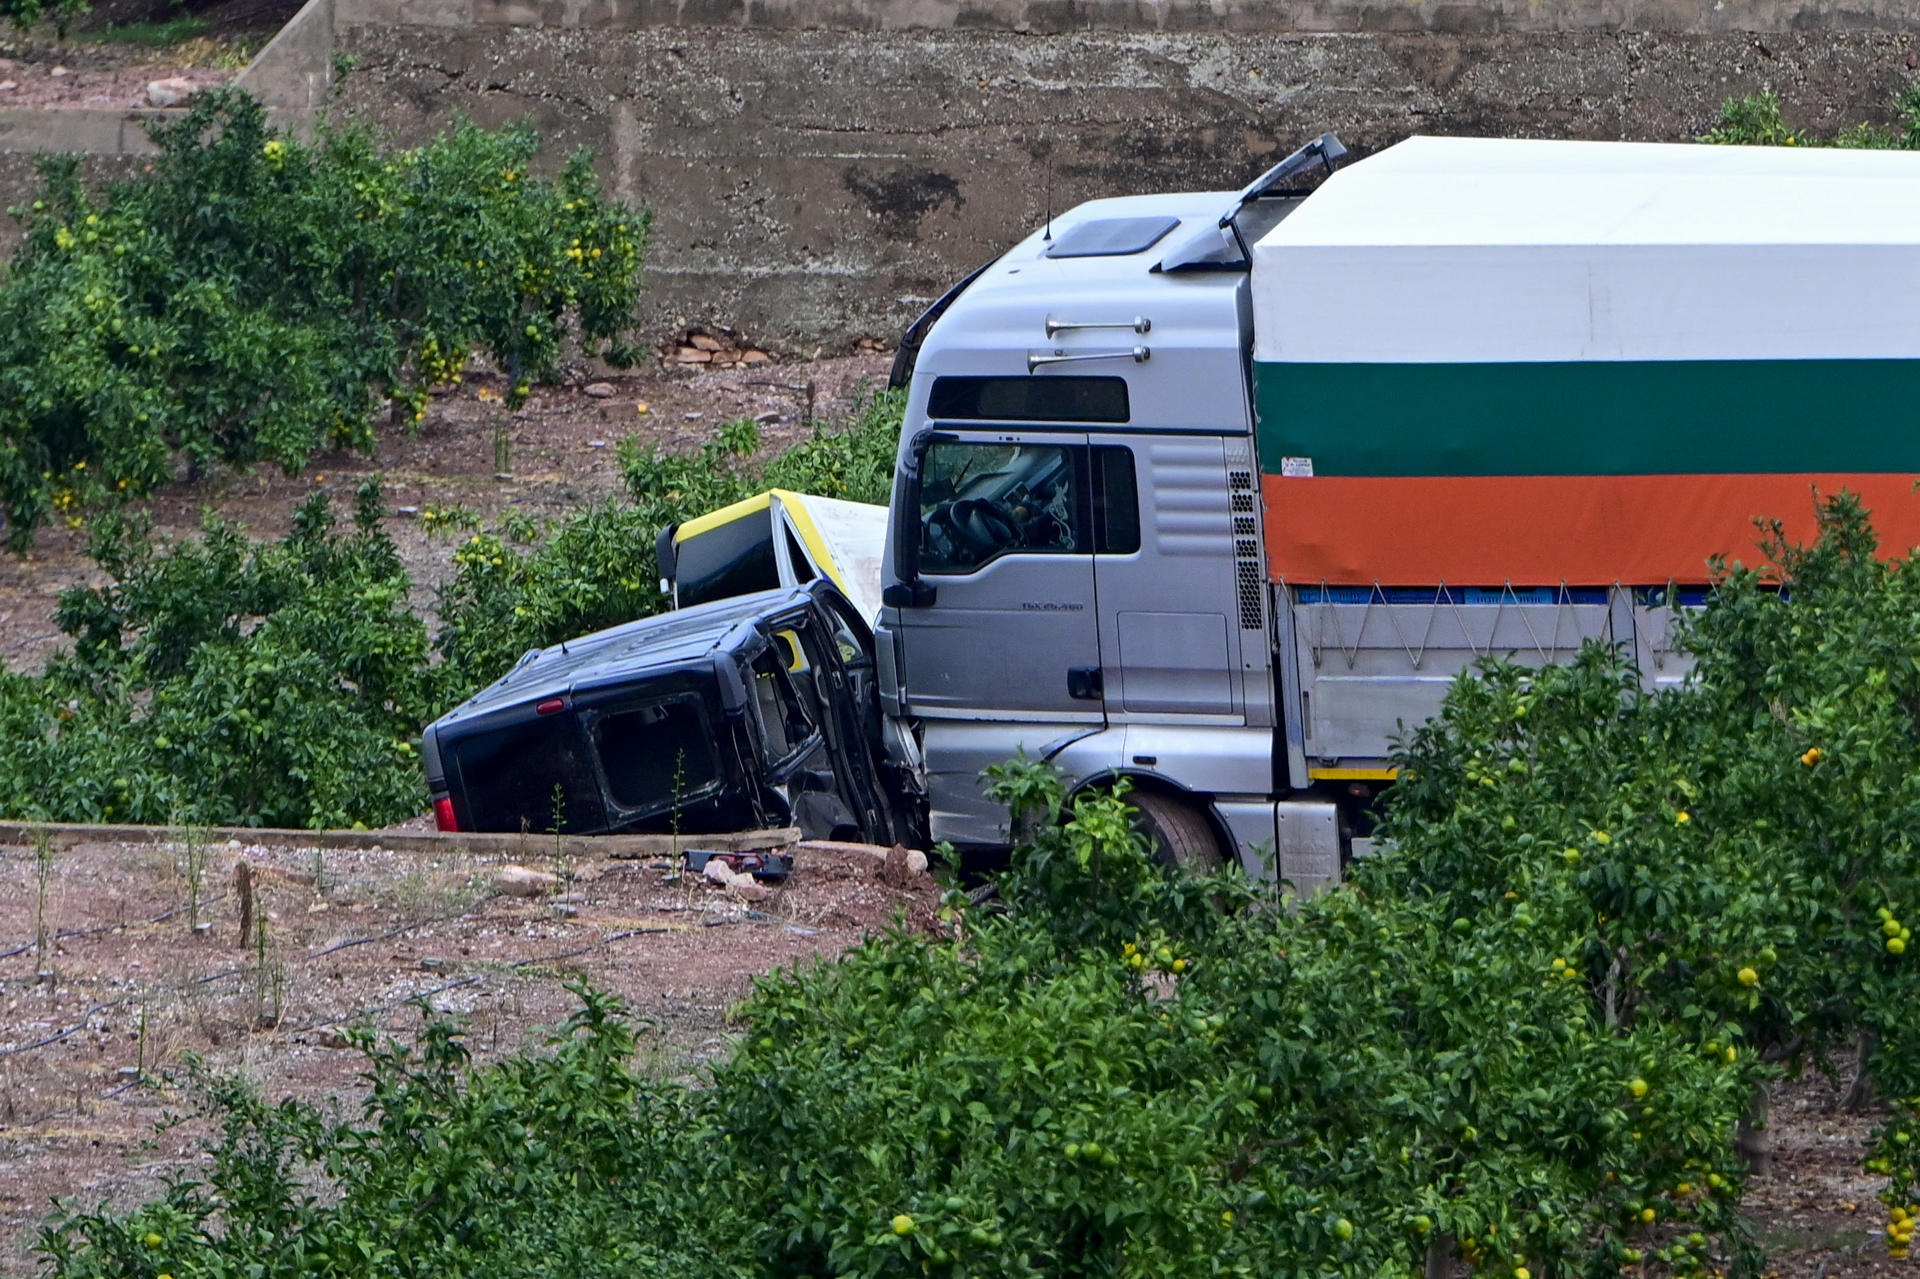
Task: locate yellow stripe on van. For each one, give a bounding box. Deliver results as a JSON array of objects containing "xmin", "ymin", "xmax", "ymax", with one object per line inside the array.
[
  {"xmin": 1307, "ymin": 767, "xmax": 1399, "ymax": 782},
  {"xmin": 674, "ymin": 491, "xmax": 773, "ymax": 542},
  {"xmin": 770, "ymin": 489, "xmax": 856, "ymax": 601}
]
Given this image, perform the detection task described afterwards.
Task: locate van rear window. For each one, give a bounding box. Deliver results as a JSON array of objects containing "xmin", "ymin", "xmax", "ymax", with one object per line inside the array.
[
  {"xmin": 594, "ymin": 696, "xmax": 721, "ymax": 814},
  {"xmin": 446, "ymin": 716, "xmax": 605, "ymax": 835},
  {"xmin": 928, "ymin": 376, "xmax": 1129, "ymax": 424}
]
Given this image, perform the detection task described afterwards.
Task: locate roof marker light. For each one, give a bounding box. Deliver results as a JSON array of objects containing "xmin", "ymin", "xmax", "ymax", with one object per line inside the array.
[{"xmin": 536, "ymin": 698, "xmax": 565, "ymax": 715}]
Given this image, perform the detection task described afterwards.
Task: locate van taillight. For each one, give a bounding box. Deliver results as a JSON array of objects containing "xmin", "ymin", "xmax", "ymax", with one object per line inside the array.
[{"xmin": 433, "ymin": 796, "xmax": 459, "ymax": 831}]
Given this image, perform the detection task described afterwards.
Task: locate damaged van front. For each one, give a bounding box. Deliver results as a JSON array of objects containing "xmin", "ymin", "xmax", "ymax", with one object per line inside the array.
[{"xmin": 422, "ymin": 581, "xmax": 916, "ymax": 844}]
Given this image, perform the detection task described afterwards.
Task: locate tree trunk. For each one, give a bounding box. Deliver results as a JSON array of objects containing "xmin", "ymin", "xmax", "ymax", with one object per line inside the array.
[
  {"xmin": 1735, "ymin": 1083, "xmax": 1772, "ymax": 1176},
  {"xmin": 1844, "ymin": 1031, "xmax": 1878, "ymax": 1111}
]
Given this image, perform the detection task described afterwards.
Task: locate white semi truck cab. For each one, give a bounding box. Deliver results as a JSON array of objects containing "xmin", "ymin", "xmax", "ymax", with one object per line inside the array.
[{"xmin": 875, "ymin": 132, "xmax": 1920, "ymax": 888}]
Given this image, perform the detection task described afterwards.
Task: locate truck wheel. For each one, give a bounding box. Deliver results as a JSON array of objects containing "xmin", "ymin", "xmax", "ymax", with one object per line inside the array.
[{"xmin": 1128, "ymin": 790, "xmax": 1227, "ymax": 875}]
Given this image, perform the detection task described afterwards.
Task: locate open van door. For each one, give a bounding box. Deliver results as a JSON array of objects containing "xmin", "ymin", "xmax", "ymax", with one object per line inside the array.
[{"xmin": 659, "ymin": 489, "xmax": 887, "ymax": 623}]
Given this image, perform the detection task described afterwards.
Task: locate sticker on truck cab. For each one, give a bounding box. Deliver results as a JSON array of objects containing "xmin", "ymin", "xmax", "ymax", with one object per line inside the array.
[{"xmin": 1281, "ymin": 457, "xmax": 1314, "ymax": 478}]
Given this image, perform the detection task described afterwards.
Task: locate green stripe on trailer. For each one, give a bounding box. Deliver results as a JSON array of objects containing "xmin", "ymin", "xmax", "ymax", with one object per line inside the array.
[{"xmin": 1253, "ymin": 359, "xmax": 1920, "ymax": 479}]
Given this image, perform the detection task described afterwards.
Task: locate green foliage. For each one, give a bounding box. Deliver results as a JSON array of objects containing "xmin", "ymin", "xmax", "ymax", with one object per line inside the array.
[
  {"xmin": 1379, "ymin": 493, "xmax": 1920, "ymax": 1256},
  {"xmin": 82, "ymin": 15, "xmax": 211, "ymax": 46},
  {"xmin": 0, "ymin": 392, "xmax": 903, "ymax": 829},
  {"xmin": 0, "ymin": 480, "xmax": 437, "ymax": 828},
  {"xmin": 1702, "ymin": 79, "xmax": 1920, "ymax": 149},
  {"xmin": 0, "ymin": 0, "xmax": 86, "ymax": 36},
  {"xmin": 434, "ymin": 386, "xmax": 903, "ymax": 691},
  {"xmin": 38, "ymin": 767, "xmax": 1754, "ymax": 1279},
  {"xmin": 37, "ymin": 984, "xmax": 746, "ymax": 1279},
  {"xmin": 0, "ymin": 89, "xmax": 648, "ymax": 545}
]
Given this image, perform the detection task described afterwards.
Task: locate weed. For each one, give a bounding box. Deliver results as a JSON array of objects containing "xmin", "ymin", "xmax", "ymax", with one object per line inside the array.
[
  {"xmin": 83, "ymin": 15, "xmax": 209, "ymax": 46},
  {"xmin": 31, "ymin": 825, "xmax": 53, "ymax": 979}
]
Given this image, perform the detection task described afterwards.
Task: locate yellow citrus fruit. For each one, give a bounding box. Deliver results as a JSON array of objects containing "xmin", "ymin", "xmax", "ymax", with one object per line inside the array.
[
  {"xmin": 1803, "ymin": 747, "xmax": 1823, "ymax": 766},
  {"xmin": 1641, "ymin": 1208, "xmax": 1657, "ymax": 1223},
  {"xmin": 1892, "ymin": 937, "xmax": 1908, "ymax": 956},
  {"xmin": 144, "ymin": 1234, "xmax": 163, "ymax": 1248},
  {"xmin": 891, "ymin": 1214, "xmax": 916, "ymax": 1236},
  {"xmin": 1738, "ymin": 967, "xmax": 1759, "ymax": 987},
  {"xmin": 1629, "ymin": 1078, "xmax": 1649, "ymax": 1098}
]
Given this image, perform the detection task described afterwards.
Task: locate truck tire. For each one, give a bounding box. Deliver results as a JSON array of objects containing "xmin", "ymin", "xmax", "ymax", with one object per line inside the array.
[{"xmin": 1128, "ymin": 790, "xmax": 1227, "ymax": 875}]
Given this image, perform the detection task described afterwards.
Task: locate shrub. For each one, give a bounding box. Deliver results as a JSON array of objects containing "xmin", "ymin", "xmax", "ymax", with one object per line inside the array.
[
  {"xmin": 0, "ymin": 481, "xmax": 438, "ymax": 828},
  {"xmin": 1379, "ymin": 494, "xmax": 1920, "ymax": 1248},
  {"xmin": 37, "ymin": 985, "xmax": 748, "ymax": 1279},
  {"xmin": 1701, "ymin": 78, "xmax": 1920, "ymax": 149},
  {"xmin": 0, "ymin": 89, "xmax": 648, "ymax": 545}
]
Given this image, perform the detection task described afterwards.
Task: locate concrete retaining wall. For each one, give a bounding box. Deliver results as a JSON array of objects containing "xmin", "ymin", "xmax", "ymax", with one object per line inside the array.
[
  {"xmin": 326, "ymin": 19, "xmax": 1920, "ymax": 347},
  {"xmin": 7, "ymin": 0, "xmax": 1920, "ymax": 348}
]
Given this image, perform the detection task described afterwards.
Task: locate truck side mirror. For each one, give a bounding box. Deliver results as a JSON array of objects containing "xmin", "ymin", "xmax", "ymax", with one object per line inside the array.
[{"xmin": 885, "ymin": 430, "xmax": 947, "ymax": 609}]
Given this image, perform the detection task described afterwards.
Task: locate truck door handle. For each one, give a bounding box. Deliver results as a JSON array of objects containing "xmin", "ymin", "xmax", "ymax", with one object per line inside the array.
[{"xmin": 1067, "ymin": 667, "xmax": 1103, "ymax": 700}]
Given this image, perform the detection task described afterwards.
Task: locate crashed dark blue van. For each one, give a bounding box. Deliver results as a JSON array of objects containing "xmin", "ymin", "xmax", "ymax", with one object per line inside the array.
[{"xmin": 422, "ymin": 581, "xmax": 916, "ymax": 844}]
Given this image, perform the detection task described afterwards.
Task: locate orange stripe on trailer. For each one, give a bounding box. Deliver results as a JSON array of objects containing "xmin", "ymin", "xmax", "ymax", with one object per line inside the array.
[{"xmin": 1261, "ymin": 473, "xmax": 1920, "ymax": 586}]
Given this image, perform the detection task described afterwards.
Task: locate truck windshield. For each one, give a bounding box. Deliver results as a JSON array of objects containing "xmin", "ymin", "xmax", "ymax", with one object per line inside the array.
[{"xmin": 918, "ymin": 440, "xmax": 1081, "ymax": 572}]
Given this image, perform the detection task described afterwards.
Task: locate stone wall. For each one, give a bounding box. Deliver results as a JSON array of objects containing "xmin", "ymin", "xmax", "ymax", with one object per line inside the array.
[{"xmin": 11, "ymin": 0, "xmax": 1920, "ymax": 348}]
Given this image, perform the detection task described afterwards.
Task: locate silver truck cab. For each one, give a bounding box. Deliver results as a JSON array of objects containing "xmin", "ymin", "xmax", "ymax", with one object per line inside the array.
[{"xmin": 877, "ymin": 176, "xmax": 1319, "ymax": 877}]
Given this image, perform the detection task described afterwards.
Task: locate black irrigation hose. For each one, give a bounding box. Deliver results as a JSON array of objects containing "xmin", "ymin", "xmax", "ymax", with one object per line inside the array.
[
  {"xmin": 8, "ymin": 911, "xmax": 758, "ymax": 1129},
  {"xmin": 0, "ymin": 894, "xmax": 234, "ymax": 962},
  {"xmin": 0, "ymin": 910, "xmax": 475, "ymax": 1063},
  {"xmin": 3, "ymin": 902, "xmax": 744, "ymax": 1067}
]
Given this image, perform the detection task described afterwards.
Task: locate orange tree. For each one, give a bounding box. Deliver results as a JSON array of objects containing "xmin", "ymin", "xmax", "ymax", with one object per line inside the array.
[
  {"xmin": 0, "ymin": 89, "xmax": 647, "ymax": 545},
  {"xmin": 36, "ymin": 772, "xmax": 1751, "ymax": 1279},
  {"xmin": 1379, "ymin": 495, "xmax": 1920, "ymax": 1265}
]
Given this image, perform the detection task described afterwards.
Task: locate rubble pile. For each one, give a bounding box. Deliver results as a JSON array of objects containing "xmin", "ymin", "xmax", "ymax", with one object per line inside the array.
[{"xmin": 670, "ymin": 328, "xmax": 774, "ymax": 369}]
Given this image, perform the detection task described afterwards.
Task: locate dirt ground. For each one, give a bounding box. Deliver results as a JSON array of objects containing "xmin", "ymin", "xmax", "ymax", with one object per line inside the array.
[
  {"xmin": 0, "ymin": 830, "xmax": 945, "ymax": 1270},
  {"xmin": 0, "ymin": 0, "xmax": 299, "ymax": 107},
  {"xmin": 0, "ymin": 353, "xmax": 895, "ymax": 675},
  {"xmin": 0, "ymin": 53, "xmax": 231, "ymax": 109},
  {"xmin": 0, "ymin": 828, "xmax": 1900, "ymax": 1278}
]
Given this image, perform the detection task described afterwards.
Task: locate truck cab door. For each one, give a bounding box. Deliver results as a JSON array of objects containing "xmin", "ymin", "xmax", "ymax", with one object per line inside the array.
[{"xmin": 891, "ymin": 429, "xmax": 1103, "ymax": 721}]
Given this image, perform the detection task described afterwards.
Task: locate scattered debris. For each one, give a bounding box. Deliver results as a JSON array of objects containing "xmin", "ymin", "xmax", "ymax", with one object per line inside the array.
[
  {"xmin": 493, "ymin": 864, "xmax": 559, "ymax": 898},
  {"xmin": 583, "ymin": 381, "xmax": 616, "ymax": 398},
  {"xmin": 145, "ymin": 76, "xmax": 195, "ymax": 108},
  {"xmin": 683, "ymin": 849, "xmax": 793, "ymax": 883},
  {"xmin": 699, "ymin": 855, "xmax": 774, "ymax": 901}
]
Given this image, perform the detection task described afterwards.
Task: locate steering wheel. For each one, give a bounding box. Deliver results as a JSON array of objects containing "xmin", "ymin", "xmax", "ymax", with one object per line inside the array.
[{"xmin": 944, "ymin": 498, "xmax": 1020, "ymax": 556}]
